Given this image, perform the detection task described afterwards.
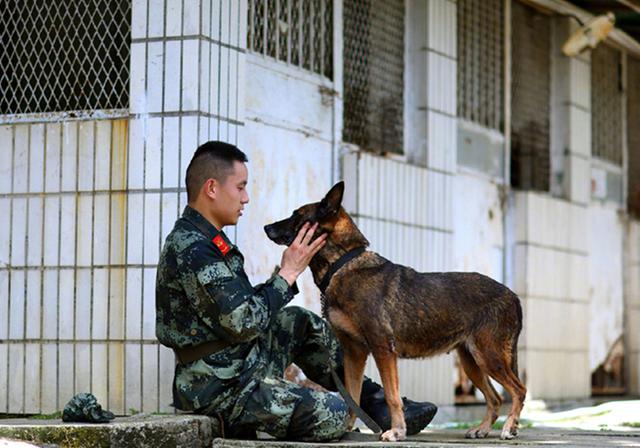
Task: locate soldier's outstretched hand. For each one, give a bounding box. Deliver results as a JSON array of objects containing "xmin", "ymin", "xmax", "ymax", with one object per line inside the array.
[{"xmin": 278, "ymin": 222, "xmax": 327, "ymax": 285}]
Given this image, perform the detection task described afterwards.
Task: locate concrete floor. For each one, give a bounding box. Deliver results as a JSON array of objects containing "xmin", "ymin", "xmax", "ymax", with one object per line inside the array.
[
  {"xmin": 1, "ymin": 399, "xmax": 639, "ymax": 447},
  {"xmin": 214, "ymin": 428, "xmax": 640, "ymax": 447}
]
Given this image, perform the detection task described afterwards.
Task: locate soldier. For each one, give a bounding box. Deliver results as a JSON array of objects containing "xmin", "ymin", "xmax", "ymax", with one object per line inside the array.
[{"xmin": 156, "ymin": 141, "xmax": 437, "ymax": 441}]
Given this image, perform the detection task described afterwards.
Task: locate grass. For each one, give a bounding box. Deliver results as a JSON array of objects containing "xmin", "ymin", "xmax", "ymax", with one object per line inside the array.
[
  {"xmin": 622, "ymin": 422, "xmax": 640, "ymax": 428},
  {"xmin": 28, "ymin": 411, "xmax": 63, "ymax": 420}
]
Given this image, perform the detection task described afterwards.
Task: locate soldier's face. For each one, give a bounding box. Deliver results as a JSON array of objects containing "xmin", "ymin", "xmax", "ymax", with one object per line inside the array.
[{"xmin": 211, "ymin": 161, "xmax": 249, "ymax": 228}]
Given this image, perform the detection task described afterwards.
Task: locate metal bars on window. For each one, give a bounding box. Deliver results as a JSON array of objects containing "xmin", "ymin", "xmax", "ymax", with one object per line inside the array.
[
  {"xmin": 343, "ymin": 0, "xmax": 404, "ymax": 154},
  {"xmin": 457, "ymin": 0, "xmax": 504, "ymax": 131},
  {"xmin": 510, "ymin": 1, "xmax": 551, "ymax": 191},
  {"xmin": 247, "ymin": 0, "xmax": 333, "ymax": 78},
  {"xmin": 628, "ymin": 56, "xmax": 640, "ymax": 218},
  {"xmin": 592, "ymin": 44, "xmax": 623, "ymax": 166},
  {"xmin": 0, "ymin": 0, "xmax": 131, "ymax": 115}
]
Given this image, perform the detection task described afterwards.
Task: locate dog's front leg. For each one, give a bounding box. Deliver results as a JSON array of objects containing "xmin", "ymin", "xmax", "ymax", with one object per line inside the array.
[
  {"xmin": 340, "ymin": 338, "xmax": 369, "ymax": 430},
  {"xmin": 372, "ymin": 351, "xmax": 406, "ymax": 441}
]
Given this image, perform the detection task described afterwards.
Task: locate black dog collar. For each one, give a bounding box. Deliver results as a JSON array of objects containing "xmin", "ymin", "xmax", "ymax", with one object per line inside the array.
[{"xmin": 318, "ymin": 247, "xmax": 366, "ymax": 294}]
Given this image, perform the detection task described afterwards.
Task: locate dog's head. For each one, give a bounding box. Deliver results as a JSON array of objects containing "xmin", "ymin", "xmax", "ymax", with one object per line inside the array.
[{"xmin": 264, "ymin": 181, "xmax": 346, "ymax": 246}]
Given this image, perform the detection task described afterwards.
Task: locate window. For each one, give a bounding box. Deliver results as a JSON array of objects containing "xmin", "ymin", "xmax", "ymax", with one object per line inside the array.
[
  {"xmin": 247, "ymin": 0, "xmax": 333, "ymax": 78},
  {"xmin": 627, "ymin": 56, "xmax": 640, "ymax": 217},
  {"xmin": 510, "ymin": 1, "xmax": 551, "ymax": 191},
  {"xmin": 0, "ymin": 0, "xmax": 131, "ymax": 115},
  {"xmin": 590, "ymin": 44, "xmax": 623, "ymax": 203},
  {"xmin": 457, "ymin": 0, "xmax": 504, "ymax": 131},
  {"xmin": 343, "ymin": 0, "xmax": 404, "ymax": 154},
  {"xmin": 591, "ymin": 45, "xmax": 623, "ymax": 165}
]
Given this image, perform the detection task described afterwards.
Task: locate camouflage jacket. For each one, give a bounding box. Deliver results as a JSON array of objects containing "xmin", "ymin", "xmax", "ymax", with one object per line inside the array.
[{"xmin": 156, "ymin": 205, "xmax": 297, "ymax": 415}]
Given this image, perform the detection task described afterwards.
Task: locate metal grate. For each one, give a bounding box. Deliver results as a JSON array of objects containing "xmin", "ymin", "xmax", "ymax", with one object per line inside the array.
[
  {"xmin": 592, "ymin": 44, "xmax": 623, "ymax": 165},
  {"xmin": 510, "ymin": 1, "xmax": 551, "ymax": 191},
  {"xmin": 247, "ymin": 0, "xmax": 333, "ymax": 78},
  {"xmin": 457, "ymin": 0, "xmax": 504, "ymax": 131},
  {"xmin": 343, "ymin": 0, "xmax": 404, "ymax": 154},
  {"xmin": 628, "ymin": 56, "xmax": 640, "ymax": 218},
  {"xmin": 0, "ymin": 0, "xmax": 131, "ymax": 115}
]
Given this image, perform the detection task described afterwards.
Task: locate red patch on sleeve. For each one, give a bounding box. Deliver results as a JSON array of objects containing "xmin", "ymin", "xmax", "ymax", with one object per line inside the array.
[{"xmin": 212, "ymin": 235, "xmax": 230, "ymax": 256}]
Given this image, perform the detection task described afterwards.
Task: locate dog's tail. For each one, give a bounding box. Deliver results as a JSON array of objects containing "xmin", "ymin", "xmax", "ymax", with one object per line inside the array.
[{"xmin": 511, "ymin": 293, "xmax": 523, "ymax": 379}]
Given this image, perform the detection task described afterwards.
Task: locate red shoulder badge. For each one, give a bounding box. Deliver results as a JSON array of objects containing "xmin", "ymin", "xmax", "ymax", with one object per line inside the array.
[{"xmin": 212, "ymin": 235, "xmax": 230, "ymax": 256}]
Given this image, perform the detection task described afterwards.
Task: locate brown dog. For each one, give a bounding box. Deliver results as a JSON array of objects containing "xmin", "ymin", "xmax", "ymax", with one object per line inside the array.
[{"xmin": 264, "ymin": 182, "xmax": 526, "ymax": 441}]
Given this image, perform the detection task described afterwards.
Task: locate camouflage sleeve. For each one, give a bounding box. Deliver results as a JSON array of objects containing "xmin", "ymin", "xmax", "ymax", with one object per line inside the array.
[{"xmin": 178, "ymin": 240, "xmax": 296, "ymax": 343}]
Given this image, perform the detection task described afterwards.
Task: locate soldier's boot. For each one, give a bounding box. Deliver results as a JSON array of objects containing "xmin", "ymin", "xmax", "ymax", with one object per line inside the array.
[{"xmin": 359, "ymin": 377, "xmax": 437, "ymax": 436}]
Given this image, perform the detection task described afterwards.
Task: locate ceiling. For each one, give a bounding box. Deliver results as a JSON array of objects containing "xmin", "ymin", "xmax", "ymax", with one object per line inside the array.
[{"xmin": 570, "ymin": 0, "xmax": 640, "ymax": 42}]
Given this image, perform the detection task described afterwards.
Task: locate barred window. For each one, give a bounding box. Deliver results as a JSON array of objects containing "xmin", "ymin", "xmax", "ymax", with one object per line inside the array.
[
  {"xmin": 0, "ymin": 1, "xmax": 131, "ymax": 115},
  {"xmin": 343, "ymin": 0, "xmax": 404, "ymax": 154},
  {"xmin": 510, "ymin": 1, "xmax": 551, "ymax": 191},
  {"xmin": 628, "ymin": 56, "xmax": 640, "ymax": 218},
  {"xmin": 457, "ymin": 0, "xmax": 504, "ymax": 131},
  {"xmin": 247, "ymin": 0, "xmax": 333, "ymax": 78},
  {"xmin": 591, "ymin": 44, "xmax": 623, "ymax": 165}
]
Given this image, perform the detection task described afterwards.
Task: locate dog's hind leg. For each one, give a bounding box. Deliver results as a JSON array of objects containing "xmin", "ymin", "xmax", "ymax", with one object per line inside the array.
[
  {"xmin": 371, "ymin": 351, "xmax": 406, "ymax": 442},
  {"xmin": 468, "ymin": 339, "xmax": 527, "ymax": 440},
  {"xmin": 457, "ymin": 346, "xmax": 502, "ymax": 439},
  {"xmin": 341, "ymin": 338, "xmax": 369, "ymax": 430}
]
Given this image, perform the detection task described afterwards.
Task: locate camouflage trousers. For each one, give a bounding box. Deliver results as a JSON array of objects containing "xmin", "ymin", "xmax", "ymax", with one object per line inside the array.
[{"xmin": 222, "ymin": 306, "xmax": 349, "ymax": 441}]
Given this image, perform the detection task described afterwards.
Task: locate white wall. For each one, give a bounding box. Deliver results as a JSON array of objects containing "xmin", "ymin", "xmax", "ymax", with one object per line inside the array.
[
  {"xmin": 588, "ymin": 204, "xmax": 624, "ymax": 371},
  {"xmin": 239, "ymin": 56, "xmax": 337, "ymax": 314},
  {"xmin": 0, "ymin": 0, "xmax": 247, "ymax": 414},
  {"xmin": 513, "ymin": 192, "xmax": 590, "ymax": 399},
  {"xmin": 453, "ymin": 174, "xmax": 504, "ymax": 280},
  {"xmin": 625, "ymin": 220, "xmax": 640, "ymax": 394}
]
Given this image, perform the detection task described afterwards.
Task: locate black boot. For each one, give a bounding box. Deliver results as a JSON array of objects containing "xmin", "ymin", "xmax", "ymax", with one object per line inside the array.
[{"xmin": 359, "ymin": 377, "xmax": 437, "ymax": 435}]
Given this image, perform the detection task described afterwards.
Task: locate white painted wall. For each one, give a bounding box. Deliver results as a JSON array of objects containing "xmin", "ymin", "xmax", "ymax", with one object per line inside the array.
[
  {"xmin": 513, "ymin": 192, "xmax": 591, "ymax": 399},
  {"xmin": 453, "ymin": 173, "xmax": 504, "ymax": 281},
  {"xmin": 239, "ymin": 56, "xmax": 337, "ymax": 314},
  {"xmin": 0, "ymin": 0, "xmax": 247, "ymax": 415},
  {"xmin": 588, "ymin": 204, "xmax": 624, "ymax": 371},
  {"xmin": 3, "ymin": 0, "xmax": 640, "ymax": 417},
  {"xmin": 625, "ymin": 220, "xmax": 640, "ymax": 394}
]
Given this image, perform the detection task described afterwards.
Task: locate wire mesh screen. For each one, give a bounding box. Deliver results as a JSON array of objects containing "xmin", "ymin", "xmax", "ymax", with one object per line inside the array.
[
  {"xmin": 343, "ymin": 0, "xmax": 404, "ymax": 154},
  {"xmin": 628, "ymin": 56, "xmax": 640, "ymax": 218},
  {"xmin": 510, "ymin": 1, "xmax": 550, "ymax": 191},
  {"xmin": 591, "ymin": 44, "xmax": 623, "ymax": 165},
  {"xmin": 247, "ymin": 0, "xmax": 333, "ymax": 78},
  {"xmin": 0, "ymin": 0, "xmax": 131, "ymax": 115},
  {"xmin": 457, "ymin": 0, "xmax": 504, "ymax": 131}
]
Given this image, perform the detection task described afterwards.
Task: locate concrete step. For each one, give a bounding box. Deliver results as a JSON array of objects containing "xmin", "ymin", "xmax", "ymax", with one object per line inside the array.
[{"xmin": 0, "ymin": 414, "xmax": 219, "ymax": 448}]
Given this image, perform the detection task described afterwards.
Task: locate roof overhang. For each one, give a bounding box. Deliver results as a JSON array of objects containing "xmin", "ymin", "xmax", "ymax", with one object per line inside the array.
[{"xmin": 523, "ymin": 0, "xmax": 640, "ymax": 56}]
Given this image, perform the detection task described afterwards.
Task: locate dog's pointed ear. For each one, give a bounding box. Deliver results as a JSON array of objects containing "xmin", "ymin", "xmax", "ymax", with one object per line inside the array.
[{"xmin": 319, "ymin": 181, "xmax": 345, "ymax": 218}]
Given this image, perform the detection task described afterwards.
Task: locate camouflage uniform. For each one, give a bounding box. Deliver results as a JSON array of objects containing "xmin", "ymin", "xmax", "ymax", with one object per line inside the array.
[{"xmin": 156, "ymin": 206, "xmax": 349, "ymax": 441}]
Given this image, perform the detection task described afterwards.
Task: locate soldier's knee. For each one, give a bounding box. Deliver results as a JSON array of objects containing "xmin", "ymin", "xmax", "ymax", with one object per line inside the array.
[
  {"xmin": 307, "ymin": 394, "xmax": 350, "ymax": 441},
  {"xmin": 279, "ymin": 305, "xmax": 323, "ymax": 329},
  {"xmin": 281, "ymin": 305, "xmax": 313, "ymax": 320}
]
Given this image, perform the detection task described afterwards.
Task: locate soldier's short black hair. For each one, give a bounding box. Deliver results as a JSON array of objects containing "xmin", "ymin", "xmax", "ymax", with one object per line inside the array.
[{"xmin": 185, "ymin": 141, "xmax": 248, "ymax": 203}]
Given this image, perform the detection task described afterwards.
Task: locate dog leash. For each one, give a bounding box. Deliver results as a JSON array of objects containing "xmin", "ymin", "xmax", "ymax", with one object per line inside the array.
[
  {"xmin": 318, "ymin": 247, "xmax": 366, "ymax": 293},
  {"xmin": 316, "ymin": 247, "xmax": 381, "ymax": 433},
  {"xmin": 329, "ymin": 365, "xmax": 383, "ymax": 435},
  {"xmin": 319, "ymin": 345, "xmax": 382, "ymax": 435}
]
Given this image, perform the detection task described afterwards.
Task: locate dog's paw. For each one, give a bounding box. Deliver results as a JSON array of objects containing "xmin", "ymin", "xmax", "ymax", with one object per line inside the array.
[
  {"xmin": 346, "ymin": 413, "xmax": 357, "ymax": 431},
  {"xmin": 500, "ymin": 425, "xmax": 518, "ymax": 440},
  {"xmin": 380, "ymin": 428, "xmax": 406, "ymax": 442},
  {"xmin": 465, "ymin": 425, "xmax": 491, "ymax": 439}
]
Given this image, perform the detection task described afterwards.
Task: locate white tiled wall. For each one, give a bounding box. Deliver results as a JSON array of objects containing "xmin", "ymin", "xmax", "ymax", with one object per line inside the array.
[
  {"xmin": 343, "ymin": 150, "xmax": 456, "ymax": 406},
  {"xmin": 627, "ymin": 222, "xmax": 640, "ymax": 394},
  {"xmin": 0, "ymin": 0, "xmax": 246, "ymax": 415},
  {"xmin": 513, "ymin": 191, "xmax": 591, "ymax": 399}
]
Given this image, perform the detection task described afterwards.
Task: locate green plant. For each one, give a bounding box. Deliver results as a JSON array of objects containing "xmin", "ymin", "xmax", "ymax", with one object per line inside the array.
[{"xmin": 28, "ymin": 411, "xmax": 63, "ymax": 420}]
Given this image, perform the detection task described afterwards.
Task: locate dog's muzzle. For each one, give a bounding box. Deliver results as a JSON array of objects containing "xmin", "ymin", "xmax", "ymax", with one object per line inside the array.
[{"xmin": 264, "ymin": 223, "xmax": 292, "ymax": 246}]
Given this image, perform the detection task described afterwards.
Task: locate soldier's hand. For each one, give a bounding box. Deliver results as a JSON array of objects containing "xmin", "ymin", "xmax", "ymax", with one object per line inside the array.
[{"xmin": 279, "ymin": 222, "xmax": 327, "ymax": 286}]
